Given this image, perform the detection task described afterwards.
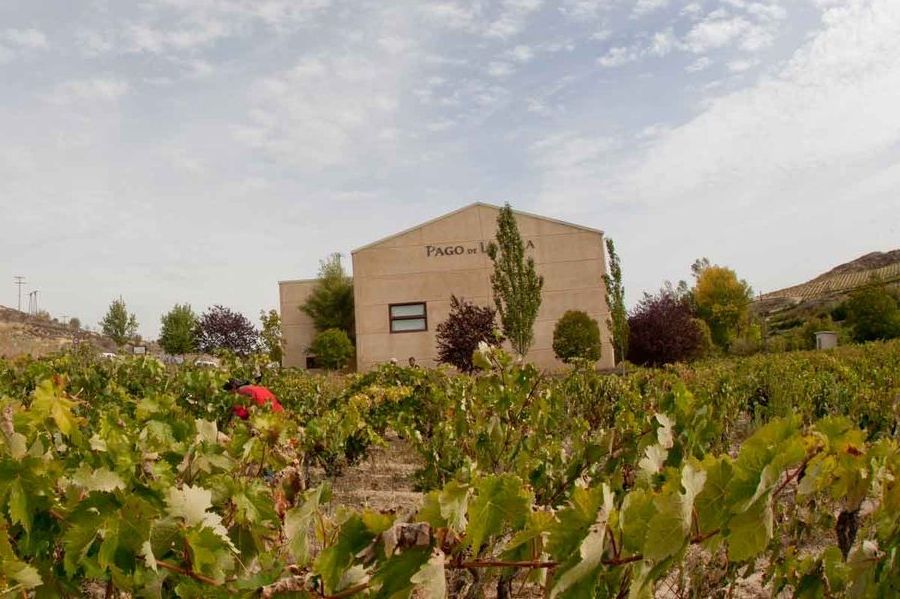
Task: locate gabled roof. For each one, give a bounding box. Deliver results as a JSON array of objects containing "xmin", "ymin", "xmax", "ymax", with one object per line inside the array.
[{"xmin": 351, "ymin": 202, "xmax": 603, "ymax": 253}]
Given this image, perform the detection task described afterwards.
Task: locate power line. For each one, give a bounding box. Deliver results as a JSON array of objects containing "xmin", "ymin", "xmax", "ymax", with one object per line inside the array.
[{"xmin": 14, "ymin": 276, "xmax": 26, "ymax": 311}]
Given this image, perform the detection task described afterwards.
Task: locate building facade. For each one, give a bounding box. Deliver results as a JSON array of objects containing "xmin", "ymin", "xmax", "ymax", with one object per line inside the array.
[{"xmin": 279, "ymin": 203, "xmax": 614, "ymax": 371}]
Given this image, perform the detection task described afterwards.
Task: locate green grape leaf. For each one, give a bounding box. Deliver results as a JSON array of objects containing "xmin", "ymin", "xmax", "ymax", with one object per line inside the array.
[
  {"xmin": 8, "ymin": 479, "xmax": 30, "ymax": 535},
  {"xmin": 72, "ymin": 466, "xmax": 126, "ymax": 493},
  {"xmin": 466, "ymin": 475, "xmax": 531, "ymax": 553},
  {"xmin": 98, "ymin": 518, "xmax": 120, "ymax": 570},
  {"xmin": 62, "ymin": 513, "xmax": 102, "ymax": 577},
  {"xmin": 141, "ymin": 540, "xmax": 158, "ymax": 573},
  {"xmin": 548, "ymin": 485, "xmax": 606, "ymax": 559},
  {"xmin": 727, "ymin": 498, "xmax": 772, "ymax": 562},
  {"xmin": 694, "ymin": 456, "xmax": 733, "ymax": 533},
  {"xmin": 638, "ymin": 444, "xmax": 668, "ymax": 478},
  {"xmin": 284, "ymin": 485, "xmax": 330, "ymax": 565},
  {"xmin": 503, "ymin": 510, "xmax": 555, "ymax": 559},
  {"xmin": 315, "ymin": 514, "xmax": 381, "ymax": 594},
  {"xmin": 679, "ymin": 462, "xmax": 706, "ymax": 527},
  {"xmin": 185, "ymin": 526, "xmax": 236, "ymax": 584},
  {"xmin": 31, "ymin": 380, "xmax": 79, "ymax": 437},
  {"xmin": 728, "ymin": 417, "xmax": 802, "ymax": 507},
  {"xmin": 0, "ymin": 526, "xmax": 42, "ymax": 589},
  {"xmin": 439, "ymin": 481, "xmax": 470, "ymax": 533},
  {"xmin": 195, "ymin": 419, "xmax": 218, "ymax": 445},
  {"xmin": 550, "ymin": 485, "xmax": 613, "ymax": 598},
  {"xmin": 619, "ymin": 489, "xmax": 656, "ymax": 554},
  {"xmin": 371, "ymin": 547, "xmax": 431, "ymax": 599},
  {"xmin": 417, "ymin": 492, "xmax": 445, "ymax": 529},
  {"xmin": 165, "ymin": 485, "xmax": 235, "ymax": 551},
  {"xmin": 409, "ymin": 549, "xmax": 447, "ymax": 599},
  {"xmin": 643, "ymin": 491, "xmax": 686, "ymax": 562}
]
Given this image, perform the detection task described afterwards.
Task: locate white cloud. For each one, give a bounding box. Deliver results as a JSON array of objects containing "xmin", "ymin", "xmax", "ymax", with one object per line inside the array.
[
  {"xmin": 488, "ymin": 61, "xmax": 515, "ymax": 77},
  {"xmin": 727, "ymin": 57, "xmax": 759, "ymax": 72},
  {"xmin": 233, "ymin": 55, "xmax": 402, "ymax": 170},
  {"xmin": 536, "ymin": 0, "xmax": 900, "ymax": 226},
  {"xmin": 3, "ymin": 28, "xmax": 49, "ymax": 49},
  {"xmin": 507, "ymin": 44, "xmax": 535, "ymax": 62},
  {"xmin": 485, "ymin": 0, "xmax": 544, "ymax": 39},
  {"xmin": 684, "ymin": 15, "xmax": 753, "ymax": 52},
  {"xmin": 46, "ymin": 78, "xmax": 130, "ymax": 105},
  {"xmin": 648, "ymin": 29, "xmax": 676, "ymax": 57},
  {"xmin": 686, "ymin": 56, "xmax": 712, "ymax": 72},
  {"xmin": 559, "ymin": 0, "xmax": 612, "ymax": 22},
  {"xmin": 634, "ymin": 0, "xmax": 670, "ymax": 17},
  {"xmin": 0, "ymin": 28, "xmax": 49, "ymax": 64},
  {"xmin": 598, "ymin": 45, "xmax": 636, "ymax": 67}
]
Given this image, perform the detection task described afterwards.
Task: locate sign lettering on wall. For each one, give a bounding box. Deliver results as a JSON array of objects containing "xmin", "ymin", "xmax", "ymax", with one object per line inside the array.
[{"xmin": 425, "ymin": 240, "xmax": 535, "ymax": 258}]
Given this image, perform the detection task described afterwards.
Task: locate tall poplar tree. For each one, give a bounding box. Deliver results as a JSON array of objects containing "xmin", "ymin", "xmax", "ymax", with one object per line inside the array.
[
  {"xmin": 602, "ymin": 237, "xmax": 628, "ymax": 365},
  {"xmin": 486, "ymin": 203, "xmax": 544, "ymax": 357}
]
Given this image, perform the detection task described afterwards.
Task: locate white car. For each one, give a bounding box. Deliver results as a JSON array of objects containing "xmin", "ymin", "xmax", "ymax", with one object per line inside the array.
[
  {"xmin": 100, "ymin": 352, "xmax": 117, "ymax": 360},
  {"xmin": 195, "ymin": 359, "xmax": 219, "ymax": 368}
]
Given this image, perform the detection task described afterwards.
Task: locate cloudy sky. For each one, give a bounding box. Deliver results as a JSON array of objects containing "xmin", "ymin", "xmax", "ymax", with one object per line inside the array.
[{"xmin": 2, "ymin": 0, "xmax": 898, "ymax": 338}]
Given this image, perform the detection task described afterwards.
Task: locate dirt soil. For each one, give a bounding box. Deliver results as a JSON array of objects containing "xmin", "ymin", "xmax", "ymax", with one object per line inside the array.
[
  {"xmin": 0, "ymin": 306, "xmax": 114, "ymax": 358},
  {"xmin": 323, "ymin": 433, "xmax": 773, "ymax": 598}
]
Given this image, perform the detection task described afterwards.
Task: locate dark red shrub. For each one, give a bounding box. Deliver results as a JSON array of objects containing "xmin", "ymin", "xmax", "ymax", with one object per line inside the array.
[
  {"xmin": 627, "ymin": 289, "xmax": 706, "ymax": 366},
  {"xmin": 436, "ymin": 296, "xmax": 503, "ymax": 372}
]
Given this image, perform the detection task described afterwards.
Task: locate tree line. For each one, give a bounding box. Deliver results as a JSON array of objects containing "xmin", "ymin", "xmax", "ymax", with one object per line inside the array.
[{"xmin": 98, "ymin": 299, "xmax": 284, "ymax": 362}]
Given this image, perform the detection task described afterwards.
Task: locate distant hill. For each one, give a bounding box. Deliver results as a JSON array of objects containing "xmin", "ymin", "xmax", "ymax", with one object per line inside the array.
[
  {"xmin": 0, "ymin": 305, "xmax": 114, "ymax": 358},
  {"xmin": 754, "ymin": 250, "xmax": 900, "ymax": 327}
]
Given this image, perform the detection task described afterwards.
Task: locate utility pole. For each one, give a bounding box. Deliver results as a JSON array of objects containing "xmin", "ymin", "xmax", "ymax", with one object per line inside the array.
[
  {"xmin": 14, "ymin": 276, "xmax": 26, "ymax": 311},
  {"xmin": 28, "ymin": 290, "xmax": 39, "ymax": 315}
]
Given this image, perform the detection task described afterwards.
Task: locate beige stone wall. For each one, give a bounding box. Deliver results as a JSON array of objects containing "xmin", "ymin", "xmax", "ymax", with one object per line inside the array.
[
  {"xmin": 278, "ymin": 279, "xmax": 318, "ymax": 368},
  {"xmin": 351, "ymin": 204, "xmax": 614, "ymax": 372}
]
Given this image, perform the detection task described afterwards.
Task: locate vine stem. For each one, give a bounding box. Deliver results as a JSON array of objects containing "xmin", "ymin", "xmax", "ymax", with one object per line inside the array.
[
  {"xmin": 323, "ymin": 582, "xmax": 371, "ymax": 599},
  {"xmin": 452, "ymin": 559, "xmax": 559, "ymax": 570},
  {"xmin": 156, "ymin": 560, "xmax": 222, "ymax": 586},
  {"xmin": 772, "ymin": 448, "xmax": 822, "ymax": 500}
]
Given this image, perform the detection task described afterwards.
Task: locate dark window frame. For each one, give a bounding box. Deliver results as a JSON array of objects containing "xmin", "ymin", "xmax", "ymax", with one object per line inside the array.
[{"xmin": 389, "ymin": 302, "xmax": 428, "ymax": 334}]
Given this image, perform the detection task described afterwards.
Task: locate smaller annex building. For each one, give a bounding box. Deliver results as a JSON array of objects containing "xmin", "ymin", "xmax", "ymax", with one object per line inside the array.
[{"xmin": 279, "ymin": 203, "xmax": 614, "ymax": 371}]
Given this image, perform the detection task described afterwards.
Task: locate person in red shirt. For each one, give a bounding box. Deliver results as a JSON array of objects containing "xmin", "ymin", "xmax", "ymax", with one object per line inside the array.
[{"xmin": 224, "ymin": 379, "xmax": 284, "ymax": 420}]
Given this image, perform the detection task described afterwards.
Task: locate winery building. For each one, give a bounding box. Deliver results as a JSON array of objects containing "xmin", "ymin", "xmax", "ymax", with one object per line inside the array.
[{"xmin": 279, "ymin": 203, "xmax": 614, "ymax": 371}]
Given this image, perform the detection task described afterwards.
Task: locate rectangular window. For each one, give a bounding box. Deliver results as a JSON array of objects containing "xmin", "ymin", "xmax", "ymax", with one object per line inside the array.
[{"xmin": 390, "ymin": 302, "xmax": 427, "ymax": 333}]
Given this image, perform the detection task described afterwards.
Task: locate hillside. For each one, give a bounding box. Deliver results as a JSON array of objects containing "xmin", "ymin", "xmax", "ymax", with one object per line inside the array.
[
  {"xmin": 754, "ymin": 249, "xmax": 900, "ymax": 328},
  {"xmin": 0, "ymin": 306, "xmax": 114, "ymax": 358}
]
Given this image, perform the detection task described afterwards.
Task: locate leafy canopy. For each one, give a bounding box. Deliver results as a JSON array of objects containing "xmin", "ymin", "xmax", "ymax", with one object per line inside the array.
[
  {"xmin": 692, "ymin": 260, "xmax": 753, "ymax": 348},
  {"xmin": 628, "ymin": 287, "xmax": 706, "ymax": 366},
  {"xmin": 259, "ymin": 309, "xmax": 284, "ymax": 364},
  {"xmin": 435, "ymin": 295, "xmax": 502, "ymax": 372},
  {"xmin": 99, "ymin": 297, "xmax": 138, "ymax": 346},
  {"xmin": 309, "ymin": 328, "xmax": 354, "ymax": 371},
  {"xmin": 158, "ymin": 303, "xmax": 198, "ymax": 355},
  {"xmin": 196, "ymin": 305, "xmax": 259, "ymax": 356},
  {"xmin": 302, "ymin": 253, "xmax": 355, "ymax": 341},
  {"xmin": 844, "ymin": 281, "xmax": 900, "ymax": 342},
  {"xmin": 552, "ymin": 310, "xmax": 602, "ymax": 364},
  {"xmin": 487, "ymin": 203, "xmax": 544, "ymax": 356}
]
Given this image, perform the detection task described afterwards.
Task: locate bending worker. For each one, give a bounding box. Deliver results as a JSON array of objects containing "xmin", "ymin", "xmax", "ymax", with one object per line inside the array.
[{"xmin": 224, "ymin": 378, "xmax": 284, "ymax": 420}]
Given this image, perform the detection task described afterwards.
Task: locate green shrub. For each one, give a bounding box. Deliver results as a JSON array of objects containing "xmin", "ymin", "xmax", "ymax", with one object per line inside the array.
[
  {"xmin": 552, "ymin": 310, "xmax": 602, "ymax": 364},
  {"xmin": 845, "ymin": 283, "xmax": 900, "ymax": 342},
  {"xmin": 309, "ymin": 328, "xmax": 355, "ymax": 371}
]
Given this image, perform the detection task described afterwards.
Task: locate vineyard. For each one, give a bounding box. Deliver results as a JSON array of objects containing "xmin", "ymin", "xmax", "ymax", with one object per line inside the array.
[{"xmin": 0, "ymin": 341, "xmax": 898, "ymax": 597}]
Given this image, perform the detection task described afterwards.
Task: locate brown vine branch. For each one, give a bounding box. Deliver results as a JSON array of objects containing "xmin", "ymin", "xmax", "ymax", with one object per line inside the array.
[
  {"xmin": 452, "ymin": 559, "xmax": 559, "ymax": 570},
  {"xmin": 324, "ymin": 582, "xmax": 372, "ymax": 599},
  {"xmin": 156, "ymin": 560, "xmax": 222, "ymax": 586},
  {"xmin": 772, "ymin": 448, "xmax": 822, "ymax": 501}
]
